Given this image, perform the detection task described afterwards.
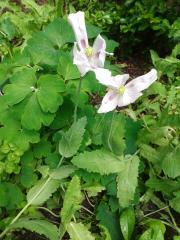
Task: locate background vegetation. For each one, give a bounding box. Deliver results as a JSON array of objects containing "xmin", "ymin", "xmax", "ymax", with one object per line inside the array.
[{"xmin": 0, "ymin": 0, "xmax": 179, "ymax": 240}]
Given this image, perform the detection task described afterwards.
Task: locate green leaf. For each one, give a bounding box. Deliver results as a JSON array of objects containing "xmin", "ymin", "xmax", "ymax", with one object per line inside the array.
[
  {"xmin": 96, "ymin": 203, "xmax": 121, "ymax": 240},
  {"xmin": 120, "ymin": 208, "xmax": 135, "ymax": 240},
  {"xmin": 44, "ymin": 18, "xmax": 74, "ymax": 48},
  {"xmin": 9, "ymin": 218, "xmax": 59, "ymax": 240},
  {"xmin": 72, "ymin": 150, "xmax": 125, "ymax": 175},
  {"xmin": 86, "ymin": 23, "xmax": 101, "ymax": 38},
  {"xmin": 0, "ymin": 114, "xmax": 39, "ymax": 151},
  {"xmin": 169, "ymin": 192, "xmax": 180, "ymax": 213},
  {"xmin": 67, "ymin": 222, "xmax": 95, "ymax": 240},
  {"xmin": 139, "ymin": 228, "xmax": 164, "ymax": 240},
  {"xmin": 57, "ymin": 52, "xmax": 80, "ymax": 80},
  {"xmin": 25, "ymin": 32, "xmax": 58, "ymax": 66},
  {"xmin": 117, "ymin": 155, "xmax": 139, "ymax": 208},
  {"xmin": 59, "ymin": 117, "xmax": 87, "ymax": 158},
  {"xmin": 3, "ymin": 68, "xmax": 36, "ymax": 106},
  {"xmin": 37, "ymin": 74, "xmax": 65, "ymax": 113},
  {"xmin": 0, "ymin": 183, "xmax": 24, "ymax": 210},
  {"xmin": 102, "ymin": 114, "xmax": 125, "ymax": 155},
  {"xmin": 162, "ymin": 147, "xmax": 180, "ymax": 178},
  {"xmin": 50, "ymin": 165, "xmax": 77, "ymax": 180},
  {"xmin": 27, "ymin": 178, "xmax": 60, "ymax": 205},
  {"xmin": 60, "ymin": 176, "xmax": 82, "ymax": 225},
  {"xmin": 21, "ymin": 94, "xmax": 54, "ymax": 130},
  {"xmin": 146, "ymin": 177, "xmax": 179, "ymax": 195},
  {"xmin": 33, "ymin": 140, "xmax": 52, "ymax": 158}
]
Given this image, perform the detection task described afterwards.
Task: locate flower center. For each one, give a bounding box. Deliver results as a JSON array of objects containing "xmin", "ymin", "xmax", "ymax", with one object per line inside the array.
[
  {"xmin": 85, "ymin": 47, "xmax": 94, "ymax": 57},
  {"xmin": 117, "ymin": 85, "xmax": 125, "ymax": 95}
]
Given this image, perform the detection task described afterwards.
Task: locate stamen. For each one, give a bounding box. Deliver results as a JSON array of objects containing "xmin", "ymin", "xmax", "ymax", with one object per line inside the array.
[
  {"xmin": 117, "ymin": 85, "xmax": 125, "ymax": 95},
  {"xmin": 85, "ymin": 47, "xmax": 94, "ymax": 57}
]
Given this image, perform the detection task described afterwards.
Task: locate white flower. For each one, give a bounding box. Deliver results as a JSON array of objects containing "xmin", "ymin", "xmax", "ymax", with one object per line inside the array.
[
  {"xmin": 97, "ymin": 69, "xmax": 158, "ymax": 113},
  {"xmin": 68, "ymin": 11, "xmax": 109, "ymax": 76}
]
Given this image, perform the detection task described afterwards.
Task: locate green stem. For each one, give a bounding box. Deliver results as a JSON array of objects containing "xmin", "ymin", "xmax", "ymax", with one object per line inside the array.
[
  {"xmin": 107, "ymin": 111, "xmax": 115, "ymax": 152},
  {"xmin": 0, "ymin": 156, "xmax": 64, "ymax": 239},
  {"xmin": 73, "ymin": 77, "xmax": 82, "ymax": 124}
]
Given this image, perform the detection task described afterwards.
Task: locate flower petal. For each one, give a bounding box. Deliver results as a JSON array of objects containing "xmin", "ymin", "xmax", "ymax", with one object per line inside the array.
[
  {"xmin": 111, "ymin": 74, "xmax": 129, "ymax": 88},
  {"xmin": 93, "ymin": 68, "xmax": 112, "ymax": 86},
  {"xmin": 68, "ymin": 11, "xmax": 88, "ymax": 51},
  {"xmin": 73, "ymin": 43, "xmax": 91, "ymax": 76},
  {"xmin": 92, "ymin": 34, "xmax": 106, "ymax": 68},
  {"xmin": 117, "ymin": 88, "xmax": 142, "ymax": 107},
  {"xmin": 126, "ymin": 69, "xmax": 157, "ymax": 92},
  {"xmin": 98, "ymin": 89, "xmax": 119, "ymax": 113}
]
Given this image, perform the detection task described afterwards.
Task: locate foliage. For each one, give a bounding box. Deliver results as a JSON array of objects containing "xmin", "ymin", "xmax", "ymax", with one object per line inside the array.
[
  {"xmin": 0, "ymin": 2, "xmax": 179, "ymax": 240},
  {"xmin": 71, "ymin": 0, "xmax": 180, "ymax": 55}
]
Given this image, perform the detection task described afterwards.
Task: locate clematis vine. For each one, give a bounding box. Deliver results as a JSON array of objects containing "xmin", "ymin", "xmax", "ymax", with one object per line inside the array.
[
  {"xmin": 97, "ymin": 69, "xmax": 157, "ymax": 113},
  {"xmin": 68, "ymin": 11, "xmax": 111, "ymax": 76}
]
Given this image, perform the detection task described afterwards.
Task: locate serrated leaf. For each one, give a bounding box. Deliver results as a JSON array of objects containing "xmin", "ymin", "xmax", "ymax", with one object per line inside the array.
[
  {"xmin": 102, "ymin": 114, "xmax": 125, "ymax": 155},
  {"xmin": 120, "ymin": 208, "xmax": 135, "ymax": 240},
  {"xmin": 60, "ymin": 175, "xmax": 82, "ymax": 224},
  {"xmin": 67, "ymin": 222, "xmax": 95, "ymax": 240},
  {"xmin": 117, "ymin": 155, "xmax": 139, "ymax": 208},
  {"xmin": 162, "ymin": 147, "xmax": 180, "ymax": 178},
  {"xmin": 8, "ymin": 218, "xmax": 59, "ymax": 240},
  {"xmin": 72, "ymin": 150, "xmax": 125, "ymax": 175},
  {"xmin": 59, "ymin": 117, "xmax": 87, "ymax": 158},
  {"xmin": 27, "ymin": 177, "xmax": 60, "ymax": 205},
  {"xmin": 50, "ymin": 165, "xmax": 77, "ymax": 180}
]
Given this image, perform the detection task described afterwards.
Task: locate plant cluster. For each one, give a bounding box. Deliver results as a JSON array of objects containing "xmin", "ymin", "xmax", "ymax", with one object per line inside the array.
[
  {"xmin": 0, "ymin": 3, "xmax": 179, "ymax": 240},
  {"xmin": 70, "ymin": 0, "xmax": 180, "ymax": 55}
]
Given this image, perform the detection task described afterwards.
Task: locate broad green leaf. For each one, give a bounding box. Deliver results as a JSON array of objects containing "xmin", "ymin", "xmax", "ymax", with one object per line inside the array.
[
  {"xmin": 44, "ymin": 18, "xmax": 74, "ymax": 48},
  {"xmin": 146, "ymin": 177, "xmax": 179, "ymax": 195},
  {"xmin": 50, "ymin": 165, "xmax": 77, "ymax": 180},
  {"xmin": 59, "ymin": 117, "xmax": 87, "ymax": 158},
  {"xmin": 67, "ymin": 222, "xmax": 95, "ymax": 240},
  {"xmin": 33, "ymin": 140, "xmax": 52, "ymax": 158},
  {"xmin": 72, "ymin": 150, "xmax": 125, "ymax": 175},
  {"xmin": 86, "ymin": 23, "xmax": 101, "ymax": 38},
  {"xmin": 162, "ymin": 147, "xmax": 180, "ymax": 178},
  {"xmin": 21, "ymin": 94, "xmax": 54, "ymax": 130},
  {"xmin": 37, "ymin": 74, "xmax": 65, "ymax": 113},
  {"xmin": 57, "ymin": 52, "xmax": 80, "ymax": 80},
  {"xmin": 169, "ymin": 192, "xmax": 180, "ymax": 213},
  {"xmin": 3, "ymin": 68, "xmax": 36, "ymax": 106},
  {"xmin": 27, "ymin": 177, "xmax": 60, "ymax": 205},
  {"xmin": 139, "ymin": 144, "xmax": 159, "ymax": 163},
  {"xmin": 60, "ymin": 175, "xmax": 83, "ymax": 224},
  {"xmin": 96, "ymin": 203, "xmax": 121, "ymax": 240},
  {"xmin": 99, "ymin": 225, "xmax": 111, "ymax": 240},
  {"xmin": 9, "ymin": 218, "xmax": 59, "ymax": 240},
  {"xmin": 0, "ymin": 183, "xmax": 24, "ymax": 210},
  {"xmin": 102, "ymin": 114, "xmax": 125, "ymax": 155},
  {"xmin": 120, "ymin": 208, "xmax": 135, "ymax": 240},
  {"xmin": 0, "ymin": 113, "xmax": 39, "ymax": 151},
  {"xmin": 117, "ymin": 155, "xmax": 139, "ymax": 208},
  {"xmin": 25, "ymin": 32, "xmax": 58, "ymax": 66},
  {"xmin": 139, "ymin": 228, "xmax": 164, "ymax": 240}
]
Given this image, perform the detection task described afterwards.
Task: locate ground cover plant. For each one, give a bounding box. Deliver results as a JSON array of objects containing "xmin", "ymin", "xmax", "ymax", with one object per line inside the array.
[{"xmin": 0, "ymin": 2, "xmax": 179, "ymax": 240}]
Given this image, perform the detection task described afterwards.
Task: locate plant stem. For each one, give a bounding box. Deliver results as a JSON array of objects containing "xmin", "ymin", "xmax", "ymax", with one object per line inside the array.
[
  {"xmin": 73, "ymin": 77, "xmax": 82, "ymax": 124},
  {"xmin": 0, "ymin": 156, "xmax": 64, "ymax": 239}
]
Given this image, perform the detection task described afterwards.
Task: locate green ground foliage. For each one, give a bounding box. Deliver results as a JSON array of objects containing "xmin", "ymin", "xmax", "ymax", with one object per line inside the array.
[{"xmin": 0, "ymin": 1, "xmax": 179, "ymax": 240}]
